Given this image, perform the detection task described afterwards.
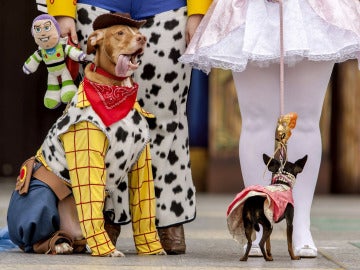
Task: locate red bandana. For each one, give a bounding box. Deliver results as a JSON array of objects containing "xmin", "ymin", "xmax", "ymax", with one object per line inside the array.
[{"xmin": 83, "ymin": 76, "xmax": 138, "ymax": 127}]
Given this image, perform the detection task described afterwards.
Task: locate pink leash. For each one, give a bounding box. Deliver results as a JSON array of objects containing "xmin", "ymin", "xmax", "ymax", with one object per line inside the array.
[
  {"xmin": 274, "ymin": 0, "xmax": 290, "ymax": 164},
  {"xmin": 279, "ymin": 0, "xmax": 285, "ymax": 116}
]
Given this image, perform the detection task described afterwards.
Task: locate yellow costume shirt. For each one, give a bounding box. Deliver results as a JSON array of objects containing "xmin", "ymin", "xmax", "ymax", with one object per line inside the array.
[{"xmin": 46, "ymin": 0, "xmax": 212, "ymax": 18}]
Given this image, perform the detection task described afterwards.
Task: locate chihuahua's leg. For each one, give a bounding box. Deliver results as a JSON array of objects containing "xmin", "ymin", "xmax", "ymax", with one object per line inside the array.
[
  {"xmin": 259, "ymin": 220, "xmax": 273, "ymax": 261},
  {"xmin": 240, "ymin": 221, "xmax": 253, "ymax": 261},
  {"xmin": 285, "ymin": 205, "xmax": 300, "ymax": 260},
  {"xmin": 265, "ymin": 234, "xmax": 272, "ymax": 258}
]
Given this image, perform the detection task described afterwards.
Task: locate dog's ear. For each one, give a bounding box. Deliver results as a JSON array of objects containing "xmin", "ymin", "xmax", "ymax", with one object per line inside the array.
[
  {"xmin": 263, "ymin": 154, "xmax": 280, "ymax": 173},
  {"xmin": 294, "ymin": 155, "xmax": 308, "ymax": 174},
  {"xmin": 87, "ymin": 30, "xmax": 105, "ymax": 54}
]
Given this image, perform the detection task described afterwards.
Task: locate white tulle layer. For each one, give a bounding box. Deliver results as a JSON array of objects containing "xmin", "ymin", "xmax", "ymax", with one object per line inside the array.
[{"xmin": 180, "ymin": 0, "xmax": 360, "ymax": 74}]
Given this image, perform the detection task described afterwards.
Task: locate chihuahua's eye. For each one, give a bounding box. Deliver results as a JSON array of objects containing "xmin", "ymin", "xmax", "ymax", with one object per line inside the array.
[{"xmin": 117, "ymin": 31, "xmax": 124, "ymax": 36}]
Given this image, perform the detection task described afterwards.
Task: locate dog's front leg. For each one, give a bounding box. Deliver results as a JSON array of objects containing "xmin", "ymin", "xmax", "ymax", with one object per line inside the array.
[
  {"xmin": 61, "ymin": 121, "xmax": 122, "ymax": 256},
  {"xmin": 128, "ymin": 144, "xmax": 165, "ymax": 255}
]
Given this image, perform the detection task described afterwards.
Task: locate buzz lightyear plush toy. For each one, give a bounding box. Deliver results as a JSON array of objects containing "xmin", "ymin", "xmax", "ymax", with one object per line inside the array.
[{"xmin": 23, "ymin": 14, "xmax": 86, "ymax": 109}]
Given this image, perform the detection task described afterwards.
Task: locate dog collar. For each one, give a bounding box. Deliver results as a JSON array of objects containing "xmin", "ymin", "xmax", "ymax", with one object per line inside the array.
[
  {"xmin": 271, "ymin": 172, "xmax": 296, "ymax": 188},
  {"xmin": 89, "ymin": 63, "xmax": 127, "ymax": 81}
]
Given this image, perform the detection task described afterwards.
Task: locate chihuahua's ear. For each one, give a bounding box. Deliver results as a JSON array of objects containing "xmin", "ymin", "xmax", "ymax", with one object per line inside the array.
[
  {"xmin": 263, "ymin": 154, "xmax": 280, "ymax": 173},
  {"xmin": 294, "ymin": 155, "xmax": 308, "ymax": 174},
  {"xmin": 87, "ymin": 29, "xmax": 105, "ymax": 54}
]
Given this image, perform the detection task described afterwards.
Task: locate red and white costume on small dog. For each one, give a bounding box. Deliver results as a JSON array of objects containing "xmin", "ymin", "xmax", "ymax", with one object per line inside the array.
[{"xmin": 227, "ymin": 173, "xmax": 295, "ymax": 244}]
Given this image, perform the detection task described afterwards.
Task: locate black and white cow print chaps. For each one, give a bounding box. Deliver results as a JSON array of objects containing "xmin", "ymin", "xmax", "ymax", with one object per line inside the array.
[{"xmin": 76, "ymin": 5, "xmax": 196, "ymax": 228}]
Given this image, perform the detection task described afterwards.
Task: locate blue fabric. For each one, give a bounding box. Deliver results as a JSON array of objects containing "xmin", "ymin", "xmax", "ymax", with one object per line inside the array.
[
  {"xmin": 77, "ymin": 0, "xmax": 186, "ymax": 20},
  {"xmin": 7, "ymin": 178, "xmax": 60, "ymax": 252},
  {"xmin": 187, "ymin": 70, "xmax": 209, "ymax": 147},
  {"xmin": 0, "ymin": 226, "xmax": 17, "ymax": 251}
]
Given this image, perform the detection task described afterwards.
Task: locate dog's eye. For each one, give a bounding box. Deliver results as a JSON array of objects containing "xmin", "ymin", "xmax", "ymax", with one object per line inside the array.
[{"xmin": 117, "ymin": 31, "xmax": 124, "ymax": 36}]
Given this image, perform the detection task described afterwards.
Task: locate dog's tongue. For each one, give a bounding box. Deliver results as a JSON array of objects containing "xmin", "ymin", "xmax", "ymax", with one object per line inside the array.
[{"xmin": 115, "ymin": 55, "xmax": 130, "ymax": 77}]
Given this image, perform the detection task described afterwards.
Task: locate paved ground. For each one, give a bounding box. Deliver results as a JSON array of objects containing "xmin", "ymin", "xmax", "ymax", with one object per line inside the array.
[{"xmin": 1, "ymin": 177, "xmax": 360, "ymax": 270}]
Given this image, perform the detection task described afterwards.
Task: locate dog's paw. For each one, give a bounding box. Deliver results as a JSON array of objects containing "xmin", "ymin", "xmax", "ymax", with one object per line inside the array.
[
  {"xmin": 107, "ymin": 249, "xmax": 125, "ymax": 257},
  {"xmin": 265, "ymin": 255, "xmax": 273, "ymax": 261},
  {"xmin": 55, "ymin": 242, "xmax": 74, "ymax": 254},
  {"xmin": 156, "ymin": 250, "xmax": 167, "ymax": 255}
]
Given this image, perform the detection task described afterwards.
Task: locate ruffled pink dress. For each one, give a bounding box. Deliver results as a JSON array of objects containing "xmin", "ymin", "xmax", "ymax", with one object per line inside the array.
[
  {"xmin": 179, "ymin": 0, "xmax": 360, "ymax": 74},
  {"xmin": 227, "ymin": 183, "xmax": 294, "ymax": 244}
]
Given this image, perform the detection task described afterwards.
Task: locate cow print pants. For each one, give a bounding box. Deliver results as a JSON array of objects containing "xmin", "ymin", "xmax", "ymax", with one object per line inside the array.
[{"xmin": 76, "ymin": 5, "xmax": 196, "ymax": 227}]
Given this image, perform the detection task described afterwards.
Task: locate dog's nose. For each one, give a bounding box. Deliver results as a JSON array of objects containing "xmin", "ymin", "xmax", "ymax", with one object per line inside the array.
[{"xmin": 136, "ymin": 35, "xmax": 147, "ymax": 44}]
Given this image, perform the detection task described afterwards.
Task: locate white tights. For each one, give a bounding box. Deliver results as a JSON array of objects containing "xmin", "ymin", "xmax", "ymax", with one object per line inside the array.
[{"xmin": 232, "ymin": 60, "xmax": 334, "ymax": 249}]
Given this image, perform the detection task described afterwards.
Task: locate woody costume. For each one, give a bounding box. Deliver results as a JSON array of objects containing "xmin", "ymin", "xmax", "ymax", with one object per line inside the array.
[{"xmin": 8, "ymin": 13, "xmax": 164, "ymax": 256}]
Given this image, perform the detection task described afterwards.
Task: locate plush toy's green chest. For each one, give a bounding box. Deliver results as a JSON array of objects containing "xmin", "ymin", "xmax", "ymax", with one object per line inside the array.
[{"xmin": 40, "ymin": 43, "xmax": 65, "ymax": 72}]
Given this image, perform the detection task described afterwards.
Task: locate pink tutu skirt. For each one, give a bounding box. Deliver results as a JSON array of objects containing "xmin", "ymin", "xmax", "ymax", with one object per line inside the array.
[{"xmin": 179, "ymin": 0, "xmax": 360, "ymax": 74}]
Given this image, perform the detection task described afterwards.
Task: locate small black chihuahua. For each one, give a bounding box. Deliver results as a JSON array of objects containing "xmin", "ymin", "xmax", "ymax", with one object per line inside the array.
[{"xmin": 241, "ymin": 154, "xmax": 308, "ymax": 261}]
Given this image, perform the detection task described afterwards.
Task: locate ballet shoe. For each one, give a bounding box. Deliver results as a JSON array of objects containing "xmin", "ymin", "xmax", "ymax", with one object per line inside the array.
[
  {"xmin": 243, "ymin": 244, "xmax": 263, "ymax": 257},
  {"xmin": 294, "ymin": 245, "xmax": 317, "ymax": 258}
]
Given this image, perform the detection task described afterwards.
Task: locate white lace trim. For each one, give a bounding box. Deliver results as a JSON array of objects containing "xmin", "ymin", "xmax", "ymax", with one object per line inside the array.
[
  {"xmin": 180, "ymin": 0, "xmax": 360, "ymax": 74},
  {"xmin": 180, "ymin": 45, "xmax": 360, "ymax": 74}
]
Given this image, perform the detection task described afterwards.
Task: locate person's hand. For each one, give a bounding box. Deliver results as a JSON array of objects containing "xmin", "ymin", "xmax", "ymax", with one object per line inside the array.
[
  {"xmin": 185, "ymin": 14, "xmax": 204, "ymax": 45},
  {"xmin": 55, "ymin": 16, "xmax": 78, "ymax": 44}
]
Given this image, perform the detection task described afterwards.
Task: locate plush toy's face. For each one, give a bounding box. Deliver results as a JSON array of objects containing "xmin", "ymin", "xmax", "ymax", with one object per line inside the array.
[{"xmin": 32, "ymin": 19, "xmax": 59, "ymax": 49}]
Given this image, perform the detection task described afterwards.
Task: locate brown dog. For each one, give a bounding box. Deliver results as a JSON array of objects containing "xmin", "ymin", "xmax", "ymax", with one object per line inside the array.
[
  {"xmin": 9, "ymin": 13, "xmax": 164, "ymax": 257},
  {"xmin": 86, "ymin": 20, "xmax": 146, "ymax": 85},
  {"xmin": 227, "ymin": 154, "xmax": 307, "ymax": 261},
  {"xmin": 32, "ymin": 14, "xmax": 163, "ymax": 257},
  {"xmin": 55, "ymin": 15, "xmax": 148, "ymax": 257}
]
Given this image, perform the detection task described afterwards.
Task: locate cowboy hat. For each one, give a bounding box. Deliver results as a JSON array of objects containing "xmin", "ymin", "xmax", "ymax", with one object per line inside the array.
[{"xmin": 93, "ymin": 13, "xmax": 146, "ymax": 30}]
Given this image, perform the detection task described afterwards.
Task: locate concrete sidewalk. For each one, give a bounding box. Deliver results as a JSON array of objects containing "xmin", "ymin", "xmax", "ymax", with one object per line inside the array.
[{"xmin": 1, "ymin": 177, "xmax": 359, "ymax": 269}]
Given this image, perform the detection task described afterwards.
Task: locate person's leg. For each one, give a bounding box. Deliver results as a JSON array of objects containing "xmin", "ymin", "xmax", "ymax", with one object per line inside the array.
[
  {"xmin": 134, "ymin": 7, "xmax": 195, "ymax": 254},
  {"xmin": 233, "ymin": 64, "xmax": 280, "ymax": 255},
  {"xmin": 284, "ymin": 60, "xmax": 334, "ymax": 255},
  {"xmin": 233, "ymin": 64, "xmax": 281, "ymax": 187},
  {"xmin": 233, "ymin": 60, "xmax": 334, "ymax": 257}
]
